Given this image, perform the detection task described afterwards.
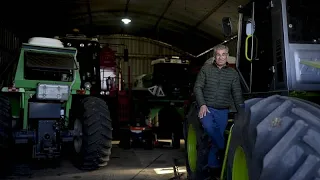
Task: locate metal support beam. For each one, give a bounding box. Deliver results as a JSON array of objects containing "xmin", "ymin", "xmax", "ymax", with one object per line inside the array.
[
  {"xmin": 193, "ymin": 0, "xmax": 228, "ymax": 28},
  {"xmin": 125, "ymin": 0, "xmax": 131, "ymax": 14},
  {"xmin": 85, "ymin": 0, "xmax": 93, "ymax": 35},
  {"xmin": 86, "ymin": 0, "xmax": 93, "ymax": 25},
  {"xmin": 154, "ymin": 0, "xmax": 174, "ymax": 29},
  {"xmin": 120, "ymin": 0, "xmax": 131, "ymax": 34}
]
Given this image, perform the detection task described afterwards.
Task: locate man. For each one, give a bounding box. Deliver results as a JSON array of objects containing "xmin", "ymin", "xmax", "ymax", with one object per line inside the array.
[{"xmin": 194, "ymin": 44, "xmax": 244, "ymax": 178}]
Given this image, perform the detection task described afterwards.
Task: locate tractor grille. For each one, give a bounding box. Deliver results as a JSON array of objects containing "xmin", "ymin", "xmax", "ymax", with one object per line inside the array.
[{"xmin": 25, "ymin": 51, "xmax": 76, "ymax": 70}]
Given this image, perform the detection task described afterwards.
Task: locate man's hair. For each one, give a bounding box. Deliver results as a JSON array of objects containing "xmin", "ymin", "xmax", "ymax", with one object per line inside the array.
[{"xmin": 213, "ymin": 44, "xmax": 229, "ymax": 56}]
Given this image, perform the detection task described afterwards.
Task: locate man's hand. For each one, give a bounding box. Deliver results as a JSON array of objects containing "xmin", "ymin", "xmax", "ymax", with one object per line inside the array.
[{"xmin": 198, "ymin": 105, "xmax": 210, "ymax": 119}]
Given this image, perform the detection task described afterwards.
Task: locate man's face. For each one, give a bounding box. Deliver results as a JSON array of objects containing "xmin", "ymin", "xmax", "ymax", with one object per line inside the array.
[{"xmin": 215, "ymin": 49, "xmax": 228, "ymax": 66}]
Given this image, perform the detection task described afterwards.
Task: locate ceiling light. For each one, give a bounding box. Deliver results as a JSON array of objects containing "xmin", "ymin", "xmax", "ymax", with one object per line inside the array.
[{"xmin": 121, "ymin": 18, "xmax": 131, "ymax": 24}]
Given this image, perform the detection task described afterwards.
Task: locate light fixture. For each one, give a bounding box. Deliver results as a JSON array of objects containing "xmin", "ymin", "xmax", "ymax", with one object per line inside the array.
[{"xmin": 121, "ymin": 18, "xmax": 131, "ymax": 24}]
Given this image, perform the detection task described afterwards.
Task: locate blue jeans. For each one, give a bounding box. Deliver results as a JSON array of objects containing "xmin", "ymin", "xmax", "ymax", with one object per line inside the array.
[{"xmin": 200, "ymin": 107, "xmax": 229, "ymax": 168}]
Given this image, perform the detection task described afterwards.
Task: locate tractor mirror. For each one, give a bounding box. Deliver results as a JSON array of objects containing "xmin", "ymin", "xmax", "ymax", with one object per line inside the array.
[{"xmin": 222, "ymin": 17, "xmax": 232, "ymax": 37}]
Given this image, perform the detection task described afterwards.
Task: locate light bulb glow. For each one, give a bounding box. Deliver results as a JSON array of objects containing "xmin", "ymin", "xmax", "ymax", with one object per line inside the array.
[{"xmin": 121, "ymin": 18, "xmax": 131, "ymax": 24}]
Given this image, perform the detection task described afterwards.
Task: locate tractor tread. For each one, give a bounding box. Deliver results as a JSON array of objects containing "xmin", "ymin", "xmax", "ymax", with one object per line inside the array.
[
  {"xmin": 232, "ymin": 95, "xmax": 320, "ymax": 180},
  {"xmin": 80, "ymin": 96, "xmax": 112, "ymax": 170},
  {"xmin": 184, "ymin": 102, "xmax": 211, "ymax": 180},
  {"xmin": 0, "ymin": 94, "xmax": 12, "ymax": 177}
]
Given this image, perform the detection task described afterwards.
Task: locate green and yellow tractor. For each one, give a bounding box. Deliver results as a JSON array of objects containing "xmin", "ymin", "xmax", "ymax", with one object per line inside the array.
[
  {"xmin": 184, "ymin": 0, "xmax": 320, "ymax": 179},
  {"xmin": 0, "ymin": 37, "xmax": 113, "ymax": 174}
]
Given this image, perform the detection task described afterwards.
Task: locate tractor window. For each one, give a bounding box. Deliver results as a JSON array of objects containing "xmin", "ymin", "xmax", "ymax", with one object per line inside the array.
[
  {"xmin": 152, "ymin": 63, "xmax": 190, "ymax": 86},
  {"xmin": 24, "ymin": 51, "xmax": 76, "ymax": 81},
  {"xmin": 287, "ymin": 0, "xmax": 320, "ymax": 44},
  {"xmin": 152, "ymin": 63, "xmax": 191, "ymax": 98}
]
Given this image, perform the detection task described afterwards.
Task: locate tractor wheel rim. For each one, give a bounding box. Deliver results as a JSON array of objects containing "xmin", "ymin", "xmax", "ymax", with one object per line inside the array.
[
  {"xmin": 232, "ymin": 146, "xmax": 249, "ymax": 180},
  {"xmin": 187, "ymin": 124, "xmax": 197, "ymax": 172},
  {"xmin": 73, "ymin": 119, "xmax": 83, "ymax": 153}
]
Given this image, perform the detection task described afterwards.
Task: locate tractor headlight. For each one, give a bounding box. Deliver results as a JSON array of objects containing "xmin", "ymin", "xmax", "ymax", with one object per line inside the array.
[
  {"xmin": 84, "ymin": 82, "xmax": 92, "ymax": 90},
  {"xmin": 36, "ymin": 84, "xmax": 69, "ymax": 101}
]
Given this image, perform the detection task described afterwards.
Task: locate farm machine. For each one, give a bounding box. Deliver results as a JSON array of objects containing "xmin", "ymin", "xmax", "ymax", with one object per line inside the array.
[
  {"xmin": 119, "ymin": 56, "xmax": 191, "ymax": 150},
  {"xmin": 0, "ymin": 35, "xmax": 114, "ymax": 174},
  {"xmin": 58, "ymin": 32, "xmax": 123, "ymax": 137},
  {"xmin": 184, "ymin": 0, "xmax": 320, "ymax": 180}
]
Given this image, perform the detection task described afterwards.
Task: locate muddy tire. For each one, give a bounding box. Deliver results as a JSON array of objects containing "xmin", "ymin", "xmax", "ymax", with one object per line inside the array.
[
  {"xmin": 73, "ymin": 96, "xmax": 112, "ymax": 170},
  {"xmin": 0, "ymin": 95, "xmax": 12, "ymax": 177},
  {"xmin": 184, "ymin": 102, "xmax": 210, "ymax": 180},
  {"xmin": 228, "ymin": 95, "xmax": 320, "ymax": 180}
]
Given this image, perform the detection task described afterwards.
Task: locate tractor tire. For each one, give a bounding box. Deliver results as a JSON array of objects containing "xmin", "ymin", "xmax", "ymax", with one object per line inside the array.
[
  {"xmin": 0, "ymin": 95, "xmax": 12, "ymax": 177},
  {"xmin": 73, "ymin": 96, "xmax": 112, "ymax": 170},
  {"xmin": 184, "ymin": 102, "xmax": 210, "ymax": 180},
  {"xmin": 227, "ymin": 95, "xmax": 320, "ymax": 180}
]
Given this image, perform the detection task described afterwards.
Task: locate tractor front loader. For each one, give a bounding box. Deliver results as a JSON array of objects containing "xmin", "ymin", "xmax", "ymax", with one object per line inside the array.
[
  {"xmin": 184, "ymin": 0, "xmax": 320, "ymax": 180},
  {"xmin": 0, "ymin": 37, "xmax": 112, "ymax": 172}
]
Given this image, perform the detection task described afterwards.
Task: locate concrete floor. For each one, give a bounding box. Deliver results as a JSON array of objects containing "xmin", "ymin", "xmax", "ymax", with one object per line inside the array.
[{"xmin": 4, "ymin": 140, "xmax": 187, "ymax": 180}]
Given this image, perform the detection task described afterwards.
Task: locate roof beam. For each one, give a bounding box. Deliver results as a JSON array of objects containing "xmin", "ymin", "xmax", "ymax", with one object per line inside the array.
[
  {"xmin": 193, "ymin": 0, "xmax": 228, "ymax": 28},
  {"xmin": 125, "ymin": 0, "xmax": 131, "ymax": 14},
  {"xmin": 69, "ymin": 10, "xmax": 220, "ymax": 40},
  {"xmin": 153, "ymin": 0, "xmax": 174, "ymax": 29},
  {"xmin": 86, "ymin": 0, "xmax": 93, "ymax": 25}
]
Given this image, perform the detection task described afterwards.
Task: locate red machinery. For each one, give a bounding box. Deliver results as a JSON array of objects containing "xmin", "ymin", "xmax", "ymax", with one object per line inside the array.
[
  {"xmin": 99, "ymin": 45, "xmax": 131, "ymax": 132},
  {"xmin": 99, "ymin": 45, "xmax": 117, "ymax": 96}
]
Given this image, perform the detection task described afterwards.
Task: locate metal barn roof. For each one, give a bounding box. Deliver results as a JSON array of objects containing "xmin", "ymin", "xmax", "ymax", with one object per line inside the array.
[{"xmin": 1, "ymin": 0, "xmax": 250, "ymax": 54}]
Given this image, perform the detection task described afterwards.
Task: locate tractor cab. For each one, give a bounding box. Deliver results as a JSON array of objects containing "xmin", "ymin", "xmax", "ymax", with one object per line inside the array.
[
  {"xmin": 56, "ymin": 31, "xmax": 118, "ymax": 96},
  {"xmin": 148, "ymin": 56, "xmax": 191, "ymax": 99},
  {"xmin": 56, "ymin": 33, "xmax": 101, "ymax": 95},
  {"xmin": 132, "ymin": 56, "xmax": 191, "ymax": 99},
  {"xmin": 23, "ymin": 37, "xmax": 77, "ymax": 83},
  {"xmin": 233, "ymin": 0, "xmax": 320, "ymax": 94}
]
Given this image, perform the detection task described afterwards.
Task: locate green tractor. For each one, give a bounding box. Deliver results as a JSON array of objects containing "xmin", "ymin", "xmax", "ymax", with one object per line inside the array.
[
  {"xmin": 0, "ymin": 37, "xmax": 112, "ymax": 173},
  {"xmin": 184, "ymin": 0, "xmax": 320, "ymax": 179}
]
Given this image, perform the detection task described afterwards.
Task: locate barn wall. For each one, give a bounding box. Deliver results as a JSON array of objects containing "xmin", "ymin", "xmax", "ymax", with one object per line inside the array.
[{"xmin": 99, "ymin": 34, "xmax": 189, "ymax": 88}]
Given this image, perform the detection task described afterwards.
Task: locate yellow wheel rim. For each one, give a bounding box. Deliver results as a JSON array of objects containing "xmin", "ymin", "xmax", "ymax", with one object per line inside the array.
[
  {"xmin": 232, "ymin": 146, "xmax": 249, "ymax": 180},
  {"xmin": 187, "ymin": 124, "xmax": 197, "ymax": 172}
]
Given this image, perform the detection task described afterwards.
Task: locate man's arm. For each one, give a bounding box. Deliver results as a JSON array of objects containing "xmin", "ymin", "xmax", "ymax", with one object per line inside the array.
[
  {"xmin": 194, "ymin": 66, "xmax": 206, "ymax": 107},
  {"xmin": 231, "ymin": 73, "xmax": 244, "ymax": 110}
]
